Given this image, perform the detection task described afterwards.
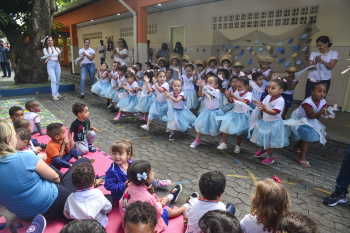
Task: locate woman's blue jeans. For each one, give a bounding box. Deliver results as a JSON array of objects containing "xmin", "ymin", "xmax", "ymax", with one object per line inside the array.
[
  {"xmin": 47, "ymin": 61, "xmax": 61, "ymax": 98},
  {"xmin": 335, "ymin": 145, "xmax": 350, "ymax": 195},
  {"xmin": 80, "ymin": 63, "xmax": 95, "ymax": 95}
]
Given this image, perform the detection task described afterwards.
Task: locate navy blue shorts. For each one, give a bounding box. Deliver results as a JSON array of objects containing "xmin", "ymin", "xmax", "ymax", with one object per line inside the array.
[
  {"xmin": 161, "ymin": 208, "xmax": 169, "ymax": 225},
  {"xmin": 282, "ymin": 93, "xmax": 293, "ymax": 108}
]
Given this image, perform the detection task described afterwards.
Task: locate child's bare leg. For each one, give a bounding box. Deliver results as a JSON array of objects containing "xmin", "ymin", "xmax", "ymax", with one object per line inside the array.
[
  {"xmin": 147, "ymin": 119, "xmax": 152, "ymax": 126},
  {"xmin": 236, "ymin": 135, "xmax": 242, "ymax": 146},
  {"xmin": 292, "ymin": 141, "xmax": 302, "ymax": 151},
  {"xmin": 267, "ymin": 148, "xmax": 273, "ymax": 157},
  {"xmin": 282, "ymin": 106, "xmax": 289, "ymax": 118},
  {"xmin": 170, "ymin": 130, "xmax": 174, "ymax": 134},
  {"xmin": 167, "ymin": 206, "xmax": 187, "ymax": 218},
  {"xmin": 195, "ymin": 132, "xmax": 201, "ymax": 141},
  {"xmin": 298, "ymin": 141, "xmax": 309, "ymax": 162},
  {"xmin": 222, "ymin": 133, "xmax": 228, "ymax": 143}
]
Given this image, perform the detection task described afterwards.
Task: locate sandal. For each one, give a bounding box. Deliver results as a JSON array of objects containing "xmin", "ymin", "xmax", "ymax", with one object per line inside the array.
[
  {"xmin": 94, "ymin": 178, "xmax": 103, "ymax": 188},
  {"xmin": 295, "ymin": 159, "xmax": 310, "ymax": 168}
]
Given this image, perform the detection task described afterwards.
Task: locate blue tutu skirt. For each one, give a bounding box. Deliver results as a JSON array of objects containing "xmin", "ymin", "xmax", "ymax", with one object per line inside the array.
[
  {"xmin": 285, "ymin": 111, "xmax": 326, "ymax": 144},
  {"xmin": 183, "ymin": 89, "xmax": 199, "ymax": 109},
  {"xmin": 91, "ymin": 81, "xmax": 102, "ymax": 95},
  {"xmin": 134, "ymin": 94, "xmax": 154, "ymax": 113},
  {"xmin": 112, "ymin": 89, "xmax": 126, "ymax": 103},
  {"xmin": 99, "ymin": 82, "xmax": 111, "ymax": 97},
  {"xmin": 193, "ymin": 108, "xmax": 224, "ymax": 136},
  {"xmin": 198, "ymin": 98, "xmax": 206, "ymax": 115},
  {"xmin": 105, "ymin": 85, "xmax": 118, "ymax": 99},
  {"xmin": 249, "ymin": 118, "xmax": 289, "ymax": 149},
  {"xmin": 162, "ymin": 106, "xmax": 197, "ymax": 132},
  {"xmin": 217, "ymin": 111, "xmax": 250, "ymax": 135},
  {"xmin": 219, "ymin": 92, "xmax": 233, "ymax": 113},
  {"xmin": 117, "ymin": 95, "xmax": 139, "ymax": 112},
  {"xmin": 148, "ymin": 100, "xmax": 168, "ymax": 121}
]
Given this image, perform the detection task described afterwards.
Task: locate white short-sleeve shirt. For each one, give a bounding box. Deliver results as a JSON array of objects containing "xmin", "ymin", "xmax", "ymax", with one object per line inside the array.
[
  {"xmin": 240, "ymin": 214, "xmax": 271, "ymax": 233},
  {"xmin": 283, "ymin": 79, "xmax": 299, "ymax": 95},
  {"xmin": 126, "ymin": 81, "xmax": 139, "ymax": 96},
  {"xmin": 295, "ymin": 97, "xmax": 326, "ymax": 119},
  {"xmin": 181, "ymin": 75, "xmax": 195, "ymax": 90},
  {"xmin": 114, "ymin": 48, "xmax": 128, "ymax": 66},
  {"xmin": 43, "ymin": 47, "xmax": 60, "ymax": 61},
  {"xmin": 233, "ymin": 91, "xmax": 252, "ymax": 113},
  {"xmin": 99, "ymin": 71, "xmax": 109, "ymax": 84},
  {"xmin": 151, "ymin": 82, "xmax": 170, "ymax": 103},
  {"xmin": 110, "ymin": 71, "xmax": 119, "ymax": 86},
  {"xmin": 118, "ymin": 75, "xmax": 126, "ymax": 88},
  {"xmin": 261, "ymin": 95, "xmax": 285, "ymax": 122},
  {"xmin": 204, "ymin": 88, "xmax": 221, "ymax": 110},
  {"xmin": 206, "ymin": 67, "xmax": 217, "ymax": 75},
  {"xmin": 170, "ymin": 91, "xmax": 185, "ymax": 109},
  {"xmin": 222, "ymin": 79, "xmax": 229, "ymax": 90},
  {"xmin": 307, "ymin": 50, "xmax": 338, "ymax": 81},
  {"xmin": 99, "ymin": 45, "xmax": 106, "ymax": 59},
  {"xmin": 24, "ymin": 112, "xmax": 40, "ymax": 133},
  {"xmin": 260, "ymin": 69, "xmax": 272, "ymax": 92},
  {"xmin": 79, "ymin": 47, "xmax": 95, "ymax": 64}
]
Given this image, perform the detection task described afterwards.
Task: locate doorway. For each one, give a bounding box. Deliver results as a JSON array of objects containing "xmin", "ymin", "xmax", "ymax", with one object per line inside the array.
[{"xmin": 170, "ymin": 26, "xmax": 185, "ymax": 53}]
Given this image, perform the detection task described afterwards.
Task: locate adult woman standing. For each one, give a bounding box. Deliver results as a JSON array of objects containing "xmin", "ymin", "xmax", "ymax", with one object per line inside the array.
[
  {"xmin": 174, "ymin": 42, "xmax": 184, "ymax": 56},
  {"xmin": 0, "ymin": 120, "xmax": 90, "ymax": 220},
  {"xmin": 111, "ymin": 38, "xmax": 128, "ymax": 66},
  {"xmin": 305, "ymin": 36, "xmax": 338, "ymax": 99},
  {"xmin": 156, "ymin": 43, "xmax": 169, "ymax": 60},
  {"xmin": 43, "ymin": 36, "xmax": 62, "ymax": 101},
  {"xmin": 79, "ymin": 39, "xmax": 95, "ymax": 99}
]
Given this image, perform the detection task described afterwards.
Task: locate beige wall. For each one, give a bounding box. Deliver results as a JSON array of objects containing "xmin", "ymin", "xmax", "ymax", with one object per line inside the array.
[{"xmin": 76, "ymin": 0, "xmax": 350, "ymax": 107}]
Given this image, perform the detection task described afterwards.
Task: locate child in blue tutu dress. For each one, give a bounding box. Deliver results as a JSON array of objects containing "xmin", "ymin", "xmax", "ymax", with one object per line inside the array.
[
  {"xmin": 178, "ymin": 63, "xmax": 198, "ymax": 109},
  {"xmin": 140, "ymin": 70, "xmax": 169, "ymax": 131},
  {"xmin": 113, "ymin": 70, "xmax": 139, "ymax": 121},
  {"xmin": 284, "ymin": 82, "xmax": 329, "ymax": 168},
  {"xmin": 190, "ymin": 75, "xmax": 224, "ymax": 149},
  {"xmin": 248, "ymin": 78, "xmax": 290, "ymax": 165},
  {"xmin": 105, "ymin": 61, "xmax": 119, "ymax": 109},
  {"xmin": 217, "ymin": 77, "xmax": 252, "ymax": 153},
  {"xmin": 162, "ymin": 79, "xmax": 197, "ymax": 141},
  {"xmin": 134, "ymin": 70, "xmax": 155, "ymax": 123},
  {"xmin": 218, "ymin": 68, "xmax": 233, "ymax": 113},
  {"xmin": 249, "ymin": 72, "xmax": 264, "ymax": 109},
  {"xmin": 111, "ymin": 65, "xmax": 127, "ymax": 107},
  {"xmin": 91, "ymin": 63, "xmax": 110, "ymax": 96}
]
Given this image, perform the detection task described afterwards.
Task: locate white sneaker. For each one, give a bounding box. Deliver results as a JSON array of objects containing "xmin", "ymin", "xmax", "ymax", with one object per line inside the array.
[
  {"xmin": 107, "ymin": 104, "xmax": 114, "ymax": 109},
  {"xmin": 217, "ymin": 143, "xmax": 227, "ymax": 150},
  {"xmin": 234, "ymin": 145, "xmax": 241, "ymax": 153},
  {"xmin": 140, "ymin": 124, "xmax": 149, "ymax": 131}
]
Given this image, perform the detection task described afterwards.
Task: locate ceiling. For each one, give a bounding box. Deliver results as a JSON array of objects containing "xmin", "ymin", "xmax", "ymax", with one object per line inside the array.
[{"xmin": 77, "ymin": 0, "xmax": 222, "ymax": 28}]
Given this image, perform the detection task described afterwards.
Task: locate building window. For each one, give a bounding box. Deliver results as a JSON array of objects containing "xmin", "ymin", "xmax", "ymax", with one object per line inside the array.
[
  {"xmin": 235, "ymin": 22, "xmax": 239, "ymax": 28},
  {"xmin": 247, "ymin": 21, "xmax": 252, "ymax": 27},
  {"xmin": 224, "ymin": 16, "xmax": 228, "ymax": 22},
  {"xmin": 218, "ymin": 16, "xmax": 222, "ymax": 22},
  {"xmin": 283, "ymin": 18, "xmax": 290, "ymax": 25},
  {"xmin": 213, "ymin": 17, "xmax": 217, "ymax": 23},
  {"xmin": 240, "ymin": 22, "xmax": 246, "ymax": 28},
  {"xmin": 284, "ymin": 9, "xmax": 290, "ymax": 17},
  {"xmin": 254, "ymin": 12, "xmax": 259, "ymax": 19},
  {"xmin": 218, "ymin": 23, "xmax": 222, "ymax": 29},
  {"xmin": 248, "ymin": 13, "xmax": 253, "ymax": 20},
  {"xmin": 241, "ymin": 14, "xmax": 246, "ymax": 20},
  {"xmin": 235, "ymin": 15, "xmax": 240, "ymax": 21},
  {"xmin": 267, "ymin": 19, "xmax": 273, "ymax": 26},
  {"xmin": 310, "ymin": 6, "xmax": 318, "ymax": 14},
  {"xmin": 261, "ymin": 12, "xmax": 266, "ymax": 19},
  {"xmin": 268, "ymin": 11, "xmax": 274, "ymax": 18},
  {"xmin": 300, "ymin": 17, "xmax": 307, "ymax": 24},
  {"xmin": 275, "ymin": 18, "xmax": 281, "ymax": 26},
  {"xmin": 213, "ymin": 24, "xmax": 217, "ymax": 29},
  {"xmin": 223, "ymin": 23, "xmax": 228, "ymax": 29},
  {"xmin": 301, "ymin": 7, "xmax": 308, "ymax": 15},
  {"xmin": 276, "ymin": 10, "xmax": 282, "ymax": 17},
  {"xmin": 229, "ymin": 22, "xmax": 234, "ymax": 28},
  {"xmin": 260, "ymin": 20, "xmax": 266, "ymax": 27},
  {"xmin": 291, "ymin": 17, "xmax": 298, "ymax": 25},
  {"xmin": 147, "ymin": 24, "xmax": 157, "ymax": 35},
  {"xmin": 229, "ymin": 15, "xmax": 234, "ymax": 21},
  {"xmin": 309, "ymin": 15, "xmax": 317, "ymax": 23},
  {"xmin": 292, "ymin": 8, "xmax": 299, "ymax": 16}
]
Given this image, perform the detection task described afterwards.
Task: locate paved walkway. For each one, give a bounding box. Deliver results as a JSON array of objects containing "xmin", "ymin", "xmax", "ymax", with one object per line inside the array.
[{"xmin": 2, "ymin": 86, "xmax": 349, "ymax": 232}]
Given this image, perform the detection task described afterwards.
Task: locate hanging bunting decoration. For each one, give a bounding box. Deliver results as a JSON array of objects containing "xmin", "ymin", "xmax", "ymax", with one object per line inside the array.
[
  {"xmin": 287, "ymin": 38, "xmax": 293, "ymax": 44},
  {"xmin": 239, "ymin": 51, "xmax": 244, "ymax": 55},
  {"xmin": 296, "ymin": 60, "xmax": 302, "ymax": 65},
  {"xmin": 279, "ymin": 58, "xmax": 285, "ymax": 63},
  {"xmin": 252, "ymin": 51, "xmax": 256, "ymax": 55},
  {"xmin": 235, "ymin": 56, "xmax": 238, "ymax": 60},
  {"xmin": 302, "ymin": 46, "xmax": 308, "ymax": 52},
  {"xmin": 293, "ymin": 45, "xmax": 299, "ymax": 50},
  {"xmin": 258, "ymin": 47, "xmax": 263, "ymax": 52},
  {"xmin": 280, "ymin": 49, "xmax": 285, "ymax": 54},
  {"xmin": 246, "ymin": 46, "xmax": 252, "ymax": 50},
  {"xmin": 301, "ymin": 34, "xmax": 308, "ymax": 39},
  {"xmin": 226, "ymin": 44, "xmax": 231, "ymax": 47},
  {"xmin": 228, "ymin": 49, "xmax": 232, "ymax": 53},
  {"xmin": 277, "ymin": 48, "xmax": 283, "ymax": 52},
  {"xmin": 254, "ymin": 40, "xmax": 259, "ymax": 44},
  {"xmin": 248, "ymin": 59, "xmax": 252, "ymax": 65},
  {"xmin": 224, "ymin": 48, "xmax": 227, "ymax": 52},
  {"xmin": 234, "ymin": 45, "xmax": 239, "ymax": 49},
  {"xmin": 285, "ymin": 62, "xmax": 291, "ymax": 67},
  {"xmin": 266, "ymin": 45, "xmax": 271, "ymax": 50},
  {"xmin": 277, "ymin": 42, "xmax": 282, "ymax": 46},
  {"xmin": 291, "ymin": 53, "xmax": 299, "ymax": 57}
]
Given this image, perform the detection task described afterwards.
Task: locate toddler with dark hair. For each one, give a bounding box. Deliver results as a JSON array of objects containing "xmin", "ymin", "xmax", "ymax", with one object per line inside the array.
[
  {"xmin": 281, "ymin": 211, "xmax": 318, "ymax": 233},
  {"xmin": 64, "ymin": 162, "xmax": 112, "ymax": 227},
  {"xmin": 24, "ymin": 100, "xmax": 46, "ymax": 135},
  {"xmin": 123, "ymin": 201, "xmax": 158, "ymax": 233},
  {"xmin": 9, "ymin": 106, "xmax": 24, "ymax": 122},
  {"xmin": 60, "ymin": 219, "xmax": 106, "ymax": 233},
  {"xmin": 199, "ymin": 210, "xmax": 242, "ymax": 233}
]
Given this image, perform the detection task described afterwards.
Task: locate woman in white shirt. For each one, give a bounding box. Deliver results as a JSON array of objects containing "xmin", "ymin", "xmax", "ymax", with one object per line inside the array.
[
  {"xmin": 111, "ymin": 38, "xmax": 128, "ymax": 66},
  {"xmin": 43, "ymin": 37, "xmax": 62, "ymax": 101},
  {"xmin": 78, "ymin": 39, "xmax": 96, "ymax": 99},
  {"xmin": 305, "ymin": 36, "xmax": 338, "ymax": 99}
]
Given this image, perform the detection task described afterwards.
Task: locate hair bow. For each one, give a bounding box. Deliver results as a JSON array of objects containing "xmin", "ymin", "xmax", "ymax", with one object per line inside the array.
[
  {"xmin": 137, "ymin": 172, "xmax": 147, "ymax": 181},
  {"xmin": 41, "ymin": 36, "xmax": 49, "ymax": 46},
  {"xmin": 121, "ymin": 62, "xmax": 126, "ymax": 67},
  {"xmin": 129, "ymin": 69, "xmax": 135, "ymax": 74},
  {"xmin": 218, "ymin": 74, "xmax": 224, "ymax": 81},
  {"xmin": 272, "ymin": 175, "xmax": 281, "ymax": 184},
  {"xmin": 146, "ymin": 69, "xmax": 153, "ymax": 73},
  {"xmin": 218, "ymin": 66, "xmax": 229, "ymax": 71},
  {"xmin": 282, "ymin": 78, "xmax": 287, "ymax": 83},
  {"xmin": 114, "ymin": 59, "xmax": 120, "ymax": 63}
]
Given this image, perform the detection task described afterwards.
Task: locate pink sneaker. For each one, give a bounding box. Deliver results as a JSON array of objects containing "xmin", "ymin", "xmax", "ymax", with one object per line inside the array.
[
  {"xmin": 254, "ymin": 150, "xmax": 267, "ymax": 158},
  {"xmin": 157, "ymin": 180, "xmax": 171, "ymax": 187},
  {"xmin": 262, "ymin": 157, "xmax": 275, "ymax": 165},
  {"xmin": 190, "ymin": 141, "xmax": 199, "ymax": 148},
  {"xmin": 113, "ymin": 115, "xmax": 121, "ymax": 121}
]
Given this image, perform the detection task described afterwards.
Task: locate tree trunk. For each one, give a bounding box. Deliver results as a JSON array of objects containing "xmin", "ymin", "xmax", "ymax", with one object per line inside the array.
[{"xmin": 5, "ymin": 0, "xmax": 58, "ymax": 84}]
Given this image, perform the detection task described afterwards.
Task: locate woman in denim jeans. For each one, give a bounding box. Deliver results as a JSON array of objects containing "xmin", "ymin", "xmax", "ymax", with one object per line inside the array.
[
  {"xmin": 78, "ymin": 39, "xmax": 96, "ymax": 99},
  {"xmin": 43, "ymin": 37, "xmax": 62, "ymax": 101}
]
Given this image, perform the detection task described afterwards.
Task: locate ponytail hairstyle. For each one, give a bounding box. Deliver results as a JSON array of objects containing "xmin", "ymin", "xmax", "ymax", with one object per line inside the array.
[
  {"xmin": 110, "ymin": 140, "xmax": 134, "ymax": 160},
  {"xmin": 127, "ymin": 160, "xmax": 154, "ymax": 193},
  {"xmin": 126, "ymin": 70, "xmax": 136, "ymax": 81},
  {"xmin": 210, "ymin": 75, "xmax": 223, "ymax": 89},
  {"xmin": 144, "ymin": 70, "xmax": 155, "ymax": 85},
  {"xmin": 117, "ymin": 64, "xmax": 127, "ymax": 74},
  {"xmin": 0, "ymin": 120, "xmax": 17, "ymax": 157},
  {"xmin": 217, "ymin": 68, "xmax": 230, "ymax": 80},
  {"xmin": 271, "ymin": 77, "xmax": 292, "ymax": 91},
  {"xmin": 316, "ymin": 36, "xmax": 332, "ymax": 48}
]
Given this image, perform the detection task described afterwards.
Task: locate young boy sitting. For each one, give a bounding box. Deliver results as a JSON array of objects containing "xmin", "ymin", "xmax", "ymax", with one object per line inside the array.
[
  {"xmin": 123, "ymin": 201, "xmax": 158, "ymax": 233},
  {"xmin": 15, "ymin": 127, "xmax": 47, "ymax": 161},
  {"xmin": 183, "ymin": 171, "xmax": 233, "ymax": 233},
  {"xmin": 24, "ymin": 100, "xmax": 46, "ymax": 135},
  {"xmin": 64, "ymin": 162, "xmax": 112, "ymax": 228},
  {"xmin": 69, "ymin": 103, "xmax": 98, "ymax": 155},
  {"xmin": 13, "ymin": 118, "xmax": 47, "ymax": 152},
  {"xmin": 46, "ymin": 122, "xmax": 82, "ymax": 169},
  {"xmin": 9, "ymin": 106, "xmax": 24, "ymax": 122}
]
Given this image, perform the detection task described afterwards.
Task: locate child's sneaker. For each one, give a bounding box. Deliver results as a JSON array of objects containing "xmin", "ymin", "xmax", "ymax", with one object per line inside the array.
[
  {"xmin": 88, "ymin": 144, "xmax": 96, "ymax": 152},
  {"xmin": 140, "ymin": 124, "xmax": 149, "ymax": 131},
  {"xmin": 169, "ymin": 134, "xmax": 175, "ymax": 141},
  {"xmin": 262, "ymin": 157, "xmax": 274, "ymax": 165},
  {"xmin": 190, "ymin": 140, "xmax": 199, "ymax": 148},
  {"xmin": 122, "ymin": 112, "xmax": 131, "ymax": 117},
  {"xmin": 170, "ymin": 184, "xmax": 182, "ymax": 204},
  {"xmin": 113, "ymin": 115, "xmax": 121, "ymax": 121},
  {"xmin": 226, "ymin": 203, "xmax": 236, "ymax": 215},
  {"xmin": 186, "ymin": 192, "xmax": 199, "ymax": 204},
  {"xmin": 157, "ymin": 180, "xmax": 171, "ymax": 187},
  {"xmin": 27, "ymin": 214, "xmax": 46, "ymax": 233},
  {"xmin": 323, "ymin": 190, "xmax": 348, "ymax": 206},
  {"xmin": 234, "ymin": 145, "xmax": 241, "ymax": 153},
  {"xmin": 254, "ymin": 149, "xmax": 267, "ymax": 157},
  {"xmin": 107, "ymin": 104, "xmax": 114, "ymax": 109},
  {"xmin": 217, "ymin": 142, "xmax": 227, "ymax": 150},
  {"xmin": 40, "ymin": 143, "xmax": 47, "ymax": 150},
  {"xmin": 134, "ymin": 112, "xmax": 140, "ymax": 116}
]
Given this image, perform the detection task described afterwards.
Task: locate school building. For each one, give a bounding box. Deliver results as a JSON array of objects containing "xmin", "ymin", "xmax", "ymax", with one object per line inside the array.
[{"xmin": 54, "ymin": 0, "xmax": 350, "ymax": 110}]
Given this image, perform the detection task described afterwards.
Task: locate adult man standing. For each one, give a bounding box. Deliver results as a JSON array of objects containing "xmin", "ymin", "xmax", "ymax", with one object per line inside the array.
[
  {"xmin": 0, "ymin": 40, "xmax": 11, "ymax": 78},
  {"xmin": 99, "ymin": 40, "xmax": 106, "ymax": 65}
]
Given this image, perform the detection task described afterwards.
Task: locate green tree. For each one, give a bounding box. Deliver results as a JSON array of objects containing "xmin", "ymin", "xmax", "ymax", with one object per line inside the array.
[{"xmin": 0, "ymin": 0, "xmax": 58, "ymax": 84}]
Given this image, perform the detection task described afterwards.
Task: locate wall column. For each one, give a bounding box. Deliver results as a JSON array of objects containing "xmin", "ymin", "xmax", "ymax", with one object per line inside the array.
[
  {"xmin": 70, "ymin": 24, "xmax": 80, "ymax": 74},
  {"xmin": 62, "ymin": 35, "xmax": 69, "ymax": 66},
  {"xmin": 136, "ymin": 7, "xmax": 148, "ymax": 64}
]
